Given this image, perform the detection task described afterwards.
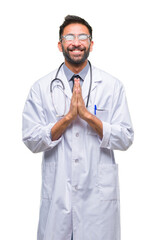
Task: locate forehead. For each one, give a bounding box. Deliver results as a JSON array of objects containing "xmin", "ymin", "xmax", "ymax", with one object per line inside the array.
[{"xmin": 62, "ymin": 23, "xmax": 90, "ymax": 35}]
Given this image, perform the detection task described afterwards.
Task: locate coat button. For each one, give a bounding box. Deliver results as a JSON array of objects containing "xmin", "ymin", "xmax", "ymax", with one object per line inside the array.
[
  {"xmin": 76, "ymin": 132, "xmax": 79, "ymax": 137},
  {"xmin": 75, "ymin": 159, "xmax": 79, "ymax": 163},
  {"xmin": 74, "ymin": 185, "xmax": 78, "ymax": 190}
]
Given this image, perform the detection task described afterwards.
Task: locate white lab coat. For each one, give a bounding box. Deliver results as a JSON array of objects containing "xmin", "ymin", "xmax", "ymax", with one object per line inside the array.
[{"xmin": 22, "ymin": 64, "xmax": 134, "ymax": 240}]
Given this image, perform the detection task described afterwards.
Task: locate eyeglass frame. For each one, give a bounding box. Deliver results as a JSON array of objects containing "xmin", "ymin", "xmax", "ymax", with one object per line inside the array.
[{"xmin": 60, "ymin": 34, "xmax": 92, "ymax": 42}]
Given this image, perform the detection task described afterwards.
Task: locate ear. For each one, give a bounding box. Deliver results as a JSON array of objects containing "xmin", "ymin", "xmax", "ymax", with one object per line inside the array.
[
  {"xmin": 89, "ymin": 41, "xmax": 94, "ymax": 52},
  {"xmin": 58, "ymin": 41, "xmax": 63, "ymax": 52}
]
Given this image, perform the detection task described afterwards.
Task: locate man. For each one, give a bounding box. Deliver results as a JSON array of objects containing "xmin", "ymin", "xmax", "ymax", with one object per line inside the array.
[{"xmin": 22, "ymin": 15, "xmax": 134, "ymax": 240}]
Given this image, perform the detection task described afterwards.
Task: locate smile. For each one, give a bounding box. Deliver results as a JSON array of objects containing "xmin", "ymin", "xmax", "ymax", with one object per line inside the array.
[
  {"xmin": 68, "ymin": 46, "xmax": 85, "ymax": 52},
  {"xmin": 71, "ymin": 50, "xmax": 82, "ymax": 53}
]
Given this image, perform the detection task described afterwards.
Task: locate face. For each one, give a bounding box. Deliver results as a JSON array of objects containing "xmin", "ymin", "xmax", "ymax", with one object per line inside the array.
[{"xmin": 58, "ymin": 23, "xmax": 93, "ymax": 65}]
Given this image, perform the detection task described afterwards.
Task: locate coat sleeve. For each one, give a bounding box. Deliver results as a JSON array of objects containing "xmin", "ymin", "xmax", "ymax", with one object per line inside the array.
[
  {"xmin": 22, "ymin": 86, "xmax": 62, "ymax": 153},
  {"xmin": 99, "ymin": 82, "xmax": 134, "ymax": 151}
]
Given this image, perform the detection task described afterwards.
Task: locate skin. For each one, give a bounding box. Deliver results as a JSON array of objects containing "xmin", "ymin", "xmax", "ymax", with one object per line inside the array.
[{"xmin": 51, "ymin": 23, "xmax": 103, "ymax": 140}]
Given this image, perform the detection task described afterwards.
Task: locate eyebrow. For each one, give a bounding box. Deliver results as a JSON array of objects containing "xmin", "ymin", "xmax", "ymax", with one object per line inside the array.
[{"xmin": 64, "ymin": 33, "xmax": 88, "ymax": 35}]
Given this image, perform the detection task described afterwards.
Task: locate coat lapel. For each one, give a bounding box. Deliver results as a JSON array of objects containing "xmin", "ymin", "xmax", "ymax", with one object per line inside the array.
[{"xmin": 82, "ymin": 65, "xmax": 102, "ymax": 105}]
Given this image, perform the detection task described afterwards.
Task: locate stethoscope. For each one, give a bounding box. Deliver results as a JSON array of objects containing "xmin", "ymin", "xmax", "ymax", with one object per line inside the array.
[{"xmin": 50, "ymin": 61, "xmax": 92, "ymax": 117}]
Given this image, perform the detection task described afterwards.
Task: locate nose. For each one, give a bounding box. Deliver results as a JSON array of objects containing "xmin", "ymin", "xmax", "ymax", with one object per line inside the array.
[{"xmin": 72, "ymin": 37, "xmax": 81, "ymax": 46}]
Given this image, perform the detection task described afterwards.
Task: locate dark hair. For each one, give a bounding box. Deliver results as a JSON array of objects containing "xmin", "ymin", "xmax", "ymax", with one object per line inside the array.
[{"xmin": 59, "ymin": 15, "xmax": 92, "ymax": 40}]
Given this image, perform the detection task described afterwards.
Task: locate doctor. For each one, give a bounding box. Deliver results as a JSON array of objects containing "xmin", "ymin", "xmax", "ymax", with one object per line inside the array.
[{"xmin": 22, "ymin": 15, "xmax": 134, "ymax": 240}]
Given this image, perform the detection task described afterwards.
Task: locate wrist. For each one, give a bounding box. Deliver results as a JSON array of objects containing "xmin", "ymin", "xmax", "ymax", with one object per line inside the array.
[
  {"xmin": 65, "ymin": 112, "xmax": 75, "ymax": 123},
  {"xmin": 81, "ymin": 109, "xmax": 92, "ymax": 121}
]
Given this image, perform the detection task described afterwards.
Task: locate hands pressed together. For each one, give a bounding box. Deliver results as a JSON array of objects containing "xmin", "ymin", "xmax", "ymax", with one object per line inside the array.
[
  {"xmin": 51, "ymin": 77, "xmax": 103, "ymax": 140},
  {"xmin": 68, "ymin": 78, "xmax": 90, "ymax": 121}
]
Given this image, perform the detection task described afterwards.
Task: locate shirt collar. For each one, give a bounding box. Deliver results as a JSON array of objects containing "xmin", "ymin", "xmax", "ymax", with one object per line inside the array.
[{"xmin": 63, "ymin": 61, "xmax": 89, "ymax": 81}]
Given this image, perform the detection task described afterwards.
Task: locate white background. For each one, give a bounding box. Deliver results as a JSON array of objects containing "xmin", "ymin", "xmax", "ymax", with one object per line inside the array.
[{"xmin": 0, "ymin": 0, "xmax": 156, "ymax": 239}]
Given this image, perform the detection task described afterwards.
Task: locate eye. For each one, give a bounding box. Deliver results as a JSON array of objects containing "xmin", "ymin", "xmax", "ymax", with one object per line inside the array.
[
  {"xmin": 64, "ymin": 34, "xmax": 74, "ymax": 41},
  {"xmin": 78, "ymin": 34, "xmax": 88, "ymax": 40}
]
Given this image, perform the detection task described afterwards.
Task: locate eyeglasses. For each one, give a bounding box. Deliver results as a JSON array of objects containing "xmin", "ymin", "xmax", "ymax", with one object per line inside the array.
[{"xmin": 61, "ymin": 34, "xmax": 91, "ymax": 42}]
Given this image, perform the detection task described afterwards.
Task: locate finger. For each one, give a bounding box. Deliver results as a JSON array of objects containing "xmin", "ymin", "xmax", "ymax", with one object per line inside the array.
[
  {"xmin": 74, "ymin": 76, "xmax": 80, "ymax": 81},
  {"xmin": 72, "ymin": 82, "xmax": 79, "ymax": 100},
  {"xmin": 72, "ymin": 80, "xmax": 78, "ymax": 93},
  {"xmin": 74, "ymin": 79, "xmax": 81, "ymax": 93},
  {"xmin": 74, "ymin": 78, "xmax": 80, "ymax": 85},
  {"xmin": 72, "ymin": 88, "xmax": 77, "ymax": 100},
  {"xmin": 77, "ymin": 81, "xmax": 82, "ymax": 95},
  {"xmin": 73, "ymin": 79, "xmax": 79, "ymax": 93}
]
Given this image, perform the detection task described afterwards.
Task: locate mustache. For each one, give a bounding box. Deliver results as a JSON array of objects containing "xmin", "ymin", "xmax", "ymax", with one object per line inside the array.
[{"xmin": 67, "ymin": 46, "xmax": 86, "ymax": 51}]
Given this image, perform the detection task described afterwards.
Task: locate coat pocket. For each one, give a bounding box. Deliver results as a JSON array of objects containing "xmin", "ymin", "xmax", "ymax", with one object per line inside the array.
[
  {"xmin": 97, "ymin": 164, "xmax": 120, "ymax": 201},
  {"xmin": 87, "ymin": 107, "xmax": 109, "ymax": 135},
  {"xmin": 41, "ymin": 161, "xmax": 56, "ymax": 199}
]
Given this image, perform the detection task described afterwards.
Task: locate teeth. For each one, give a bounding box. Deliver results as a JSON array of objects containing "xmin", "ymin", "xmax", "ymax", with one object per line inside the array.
[{"xmin": 72, "ymin": 50, "xmax": 81, "ymax": 52}]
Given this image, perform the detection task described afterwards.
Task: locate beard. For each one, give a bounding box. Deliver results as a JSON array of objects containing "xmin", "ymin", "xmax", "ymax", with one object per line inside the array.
[{"xmin": 61, "ymin": 44, "xmax": 90, "ymax": 65}]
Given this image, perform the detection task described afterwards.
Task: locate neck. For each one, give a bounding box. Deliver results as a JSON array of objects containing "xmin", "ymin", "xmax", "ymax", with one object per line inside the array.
[{"xmin": 64, "ymin": 60, "xmax": 88, "ymax": 74}]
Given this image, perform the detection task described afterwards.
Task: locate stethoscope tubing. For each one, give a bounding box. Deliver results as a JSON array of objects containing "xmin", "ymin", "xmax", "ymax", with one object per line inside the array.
[{"xmin": 86, "ymin": 60, "xmax": 92, "ymax": 108}]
